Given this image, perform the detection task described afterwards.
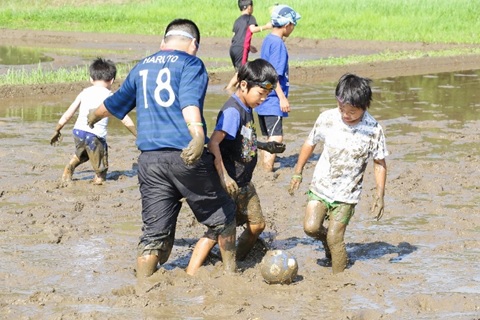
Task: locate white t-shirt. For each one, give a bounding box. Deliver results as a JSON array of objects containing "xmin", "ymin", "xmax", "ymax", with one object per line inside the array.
[
  {"xmin": 73, "ymin": 86, "xmax": 111, "ymax": 138},
  {"xmin": 307, "ymin": 108, "xmax": 389, "ymax": 204}
]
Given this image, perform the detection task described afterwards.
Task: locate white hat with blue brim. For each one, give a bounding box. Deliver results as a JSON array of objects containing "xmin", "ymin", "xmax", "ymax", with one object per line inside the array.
[{"xmin": 271, "ymin": 4, "xmax": 301, "ymax": 27}]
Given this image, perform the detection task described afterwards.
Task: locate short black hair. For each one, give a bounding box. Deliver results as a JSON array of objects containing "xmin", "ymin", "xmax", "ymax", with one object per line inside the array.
[
  {"xmin": 335, "ymin": 73, "xmax": 372, "ymax": 110},
  {"xmin": 238, "ymin": 0, "xmax": 253, "ymax": 10},
  {"xmin": 237, "ymin": 58, "xmax": 278, "ymax": 91},
  {"xmin": 89, "ymin": 57, "xmax": 116, "ymax": 81},
  {"xmin": 165, "ymin": 18, "xmax": 201, "ymax": 44}
]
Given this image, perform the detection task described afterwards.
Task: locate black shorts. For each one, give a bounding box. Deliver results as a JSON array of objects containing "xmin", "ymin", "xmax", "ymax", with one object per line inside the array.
[
  {"xmin": 258, "ymin": 115, "xmax": 283, "ymax": 137},
  {"xmin": 137, "ymin": 148, "xmax": 236, "ymax": 245},
  {"xmin": 229, "ymin": 45, "xmax": 244, "ymax": 70}
]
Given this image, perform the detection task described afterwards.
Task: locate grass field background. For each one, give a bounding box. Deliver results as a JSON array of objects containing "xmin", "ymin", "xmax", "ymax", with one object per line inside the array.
[
  {"xmin": 1, "ymin": 0, "xmax": 479, "ymax": 44},
  {"xmin": 2, "ymin": 0, "xmax": 479, "ymax": 85}
]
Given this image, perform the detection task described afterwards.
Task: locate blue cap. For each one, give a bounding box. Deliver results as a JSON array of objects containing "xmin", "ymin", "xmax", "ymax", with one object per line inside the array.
[{"xmin": 271, "ymin": 4, "xmax": 301, "ymax": 27}]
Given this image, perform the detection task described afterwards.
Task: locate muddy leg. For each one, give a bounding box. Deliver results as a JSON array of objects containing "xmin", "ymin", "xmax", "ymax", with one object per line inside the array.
[
  {"xmin": 185, "ymin": 237, "xmax": 217, "ymax": 276},
  {"xmin": 136, "ymin": 255, "xmax": 159, "ymax": 278},
  {"xmin": 303, "ymin": 200, "xmax": 330, "ymax": 259},
  {"xmin": 62, "ymin": 155, "xmax": 83, "ymax": 182},
  {"xmin": 236, "ymin": 222, "xmax": 265, "ymax": 261},
  {"xmin": 217, "ymin": 222, "xmax": 237, "ymax": 274},
  {"xmin": 326, "ymin": 219, "xmax": 348, "ymax": 274}
]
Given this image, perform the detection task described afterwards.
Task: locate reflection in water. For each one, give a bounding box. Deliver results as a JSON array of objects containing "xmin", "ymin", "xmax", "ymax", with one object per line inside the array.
[
  {"xmin": 1, "ymin": 69, "xmax": 480, "ymax": 318},
  {"xmin": 2, "ymin": 69, "xmax": 479, "ymax": 161},
  {"xmin": 0, "ymin": 46, "xmax": 54, "ymax": 65}
]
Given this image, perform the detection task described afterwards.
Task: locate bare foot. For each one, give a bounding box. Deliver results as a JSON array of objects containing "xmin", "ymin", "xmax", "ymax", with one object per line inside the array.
[
  {"xmin": 61, "ymin": 164, "xmax": 74, "ymax": 182},
  {"xmin": 92, "ymin": 177, "xmax": 105, "ymax": 185}
]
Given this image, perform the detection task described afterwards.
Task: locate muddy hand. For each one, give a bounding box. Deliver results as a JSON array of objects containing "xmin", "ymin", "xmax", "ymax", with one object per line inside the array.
[
  {"xmin": 87, "ymin": 109, "xmax": 101, "ymax": 129},
  {"xmin": 181, "ymin": 136, "xmax": 204, "ymax": 165},
  {"xmin": 288, "ymin": 174, "xmax": 302, "ymax": 195},
  {"xmin": 370, "ymin": 195, "xmax": 385, "ymax": 221},
  {"xmin": 50, "ymin": 131, "xmax": 62, "ymax": 146},
  {"xmin": 223, "ymin": 174, "xmax": 239, "ymax": 198}
]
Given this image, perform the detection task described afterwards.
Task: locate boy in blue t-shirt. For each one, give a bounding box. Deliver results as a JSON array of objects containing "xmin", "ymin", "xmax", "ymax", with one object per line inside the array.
[
  {"xmin": 208, "ymin": 59, "xmax": 285, "ymax": 260},
  {"xmin": 255, "ymin": 4, "xmax": 301, "ymax": 172}
]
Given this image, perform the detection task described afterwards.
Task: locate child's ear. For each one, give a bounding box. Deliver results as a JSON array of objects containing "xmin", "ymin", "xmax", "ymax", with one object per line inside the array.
[
  {"xmin": 188, "ymin": 38, "xmax": 198, "ymax": 55},
  {"xmin": 239, "ymin": 80, "xmax": 248, "ymax": 91}
]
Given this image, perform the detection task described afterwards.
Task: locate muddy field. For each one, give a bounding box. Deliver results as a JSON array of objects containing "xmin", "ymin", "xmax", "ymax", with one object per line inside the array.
[{"xmin": 1, "ymin": 30, "xmax": 480, "ymax": 319}]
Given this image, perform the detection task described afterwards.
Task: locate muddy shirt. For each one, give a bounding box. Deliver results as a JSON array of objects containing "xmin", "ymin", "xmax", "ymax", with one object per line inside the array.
[
  {"xmin": 307, "ymin": 108, "xmax": 388, "ymax": 204},
  {"xmin": 215, "ymin": 95, "xmax": 257, "ymax": 188}
]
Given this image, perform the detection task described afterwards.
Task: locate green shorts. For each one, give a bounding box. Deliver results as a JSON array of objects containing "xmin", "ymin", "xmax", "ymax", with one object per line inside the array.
[{"xmin": 307, "ymin": 190, "xmax": 355, "ymax": 225}]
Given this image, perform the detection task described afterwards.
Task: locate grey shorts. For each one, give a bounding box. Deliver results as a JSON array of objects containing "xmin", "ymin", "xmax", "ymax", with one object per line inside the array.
[{"xmin": 258, "ymin": 115, "xmax": 283, "ymax": 137}]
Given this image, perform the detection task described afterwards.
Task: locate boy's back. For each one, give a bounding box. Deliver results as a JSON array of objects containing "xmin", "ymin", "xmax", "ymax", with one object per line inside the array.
[
  {"xmin": 231, "ymin": 14, "xmax": 257, "ymax": 49},
  {"xmin": 73, "ymin": 86, "xmax": 111, "ymax": 138}
]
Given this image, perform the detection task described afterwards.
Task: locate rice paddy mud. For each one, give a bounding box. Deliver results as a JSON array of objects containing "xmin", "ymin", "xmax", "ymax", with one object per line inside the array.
[{"xmin": 1, "ymin": 29, "xmax": 479, "ymax": 319}]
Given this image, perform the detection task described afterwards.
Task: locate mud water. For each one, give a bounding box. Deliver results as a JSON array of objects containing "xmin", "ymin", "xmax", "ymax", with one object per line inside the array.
[{"xmin": 1, "ymin": 67, "xmax": 479, "ymax": 319}]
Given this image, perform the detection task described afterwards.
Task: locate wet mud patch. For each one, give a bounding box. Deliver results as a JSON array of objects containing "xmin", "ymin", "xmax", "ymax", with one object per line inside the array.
[{"xmin": 1, "ymin": 30, "xmax": 480, "ymax": 319}]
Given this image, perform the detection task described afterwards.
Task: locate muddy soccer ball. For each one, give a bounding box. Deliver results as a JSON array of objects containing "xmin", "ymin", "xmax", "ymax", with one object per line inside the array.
[{"xmin": 260, "ymin": 250, "xmax": 298, "ymax": 284}]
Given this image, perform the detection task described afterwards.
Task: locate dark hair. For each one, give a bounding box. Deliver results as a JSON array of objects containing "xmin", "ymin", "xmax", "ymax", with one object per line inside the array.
[
  {"xmin": 89, "ymin": 57, "xmax": 116, "ymax": 81},
  {"xmin": 335, "ymin": 73, "xmax": 372, "ymax": 110},
  {"xmin": 165, "ymin": 18, "xmax": 201, "ymax": 44},
  {"xmin": 237, "ymin": 58, "xmax": 278, "ymax": 91},
  {"xmin": 238, "ymin": 0, "xmax": 253, "ymax": 10}
]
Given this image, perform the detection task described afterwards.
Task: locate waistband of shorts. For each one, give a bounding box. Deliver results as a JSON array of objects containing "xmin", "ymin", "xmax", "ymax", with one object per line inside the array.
[{"xmin": 141, "ymin": 148, "xmax": 182, "ymax": 153}]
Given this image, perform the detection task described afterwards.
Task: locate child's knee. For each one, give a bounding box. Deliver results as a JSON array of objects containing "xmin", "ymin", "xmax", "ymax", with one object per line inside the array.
[
  {"xmin": 249, "ymin": 221, "xmax": 265, "ymax": 235},
  {"xmin": 304, "ymin": 223, "xmax": 321, "ymax": 238}
]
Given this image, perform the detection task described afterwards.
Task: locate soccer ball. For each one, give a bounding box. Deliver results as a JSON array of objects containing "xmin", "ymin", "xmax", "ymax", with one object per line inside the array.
[{"xmin": 260, "ymin": 250, "xmax": 298, "ymax": 284}]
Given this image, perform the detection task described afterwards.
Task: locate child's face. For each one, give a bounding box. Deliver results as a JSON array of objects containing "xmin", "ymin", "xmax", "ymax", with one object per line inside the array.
[
  {"xmin": 238, "ymin": 80, "xmax": 272, "ymax": 108},
  {"xmin": 337, "ymin": 101, "xmax": 365, "ymax": 126},
  {"xmin": 283, "ymin": 23, "xmax": 295, "ymax": 37}
]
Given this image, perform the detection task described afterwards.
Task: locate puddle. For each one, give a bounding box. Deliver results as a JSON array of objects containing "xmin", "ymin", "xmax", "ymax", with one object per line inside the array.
[
  {"xmin": 1, "ymin": 69, "xmax": 480, "ymax": 319},
  {"xmin": 0, "ymin": 45, "xmax": 54, "ymax": 65}
]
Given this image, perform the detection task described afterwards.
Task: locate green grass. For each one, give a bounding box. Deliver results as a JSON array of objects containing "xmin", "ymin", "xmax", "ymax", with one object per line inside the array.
[
  {"xmin": 1, "ymin": 0, "xmax": 479, "ymax": 43},
  {"xmin": 1, "ymin": 0, "xmax": 479, "ymax": 85},
  {"xmin": 3, "ymin": 47, "xmax": 480, "ymax": 86},
  {"xmin": 0, "ymin": 62, "xmax": 135, "ymax": 86}
]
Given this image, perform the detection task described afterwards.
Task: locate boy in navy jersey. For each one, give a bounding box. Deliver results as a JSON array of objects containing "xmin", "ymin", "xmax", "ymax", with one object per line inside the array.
[
  {"xmin": 88, "ymin": 19, "xmax": 237, "ymax": 277},
  {"xmin": 208, "ymin": 59, "xmax": 285, "ymax": 260}
]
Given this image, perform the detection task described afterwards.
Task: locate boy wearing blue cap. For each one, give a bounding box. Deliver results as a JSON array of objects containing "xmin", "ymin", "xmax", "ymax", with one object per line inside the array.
[{"xmin": 255, "ymin": 4, "xmax": 301, "ymax": 172}]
